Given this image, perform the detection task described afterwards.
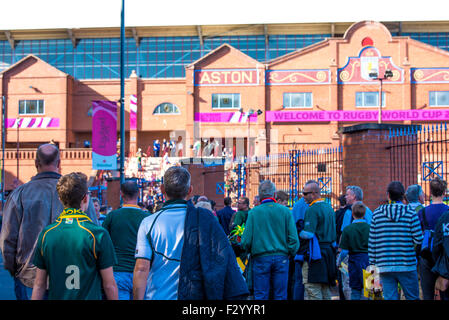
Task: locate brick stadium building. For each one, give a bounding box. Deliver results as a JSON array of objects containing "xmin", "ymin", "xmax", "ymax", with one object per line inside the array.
[{"xmin": 2, "ymin": 20, "xmax": 449, "ymax": 188}]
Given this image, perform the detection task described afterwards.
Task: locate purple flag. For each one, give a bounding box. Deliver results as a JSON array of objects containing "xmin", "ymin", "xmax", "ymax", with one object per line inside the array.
[{"xmin": 92, "ymin": 100, "xmax": 117, "ymax": 170}]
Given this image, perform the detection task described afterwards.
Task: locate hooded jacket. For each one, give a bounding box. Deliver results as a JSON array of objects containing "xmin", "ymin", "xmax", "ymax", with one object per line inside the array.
[
  {"xmin": 432, "ymin": 211, "xmax": 449, "ymax": 278},
  {"xmin": 0, "ymin": 171, "xmax": 98, "ymax": 288},
  {"xmin": 368, "ymin": 203, "xmax": 423, "ymax": 273},
  {"xmin": 177, "ymin": 201, "xmax": 249, "ymax": 300}
]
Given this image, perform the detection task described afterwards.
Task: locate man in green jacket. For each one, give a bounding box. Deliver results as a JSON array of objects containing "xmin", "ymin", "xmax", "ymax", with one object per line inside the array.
[
  {"xmin": 241, "ymin": 180, "xmax": 299, "ymax": 300},
  {"xmin": 300, "ymin": 180, "xmax": 337, "ymax": 300},
  {"xmin": 102, "ymin": 181, "xmax": 149, "ymax": 300}
]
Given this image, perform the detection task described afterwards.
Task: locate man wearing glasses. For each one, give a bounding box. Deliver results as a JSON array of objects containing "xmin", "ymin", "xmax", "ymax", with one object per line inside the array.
[{"xmin": 299, "ymin": 180, "xmax": 337, "ymax": 300}]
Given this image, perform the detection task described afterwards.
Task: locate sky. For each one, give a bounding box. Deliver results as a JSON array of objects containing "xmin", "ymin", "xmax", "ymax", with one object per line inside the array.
[{"xmin": 1, "ymin": 0, "xmax": 448, "ymax": 30}]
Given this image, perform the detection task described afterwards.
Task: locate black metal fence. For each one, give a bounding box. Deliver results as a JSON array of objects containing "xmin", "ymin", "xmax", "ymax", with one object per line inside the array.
[
  {"xmin": 228, "ymin": 146, "xmax": 343, "ymax": 209},
  {"xmin": 388, "ymin": 123, "xmax": 449, "ymax": 204}
]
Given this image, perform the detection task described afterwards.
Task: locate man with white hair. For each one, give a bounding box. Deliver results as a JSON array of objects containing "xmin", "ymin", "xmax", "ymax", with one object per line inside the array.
[
  {"xmin": 133, "ymin": 166, "xmax": 248, "ymax": 300},
  {"xmin": 241, "ymin": 180, "xmax": 299, "ymax": 300}
]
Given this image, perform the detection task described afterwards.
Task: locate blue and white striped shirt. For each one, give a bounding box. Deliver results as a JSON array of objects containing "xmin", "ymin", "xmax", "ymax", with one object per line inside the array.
[{"xmin": 368, "ymin": 203, "xmax": 423, "ymax": 273}]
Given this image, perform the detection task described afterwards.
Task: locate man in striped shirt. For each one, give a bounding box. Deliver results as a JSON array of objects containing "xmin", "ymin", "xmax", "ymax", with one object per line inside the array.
[{"xmin": 368, "ymin": 181, "xmax": 423, "ymax": 300}]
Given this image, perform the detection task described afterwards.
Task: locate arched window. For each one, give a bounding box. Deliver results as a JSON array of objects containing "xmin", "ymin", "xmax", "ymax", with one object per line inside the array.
[{"xmin": 153, "ymin": 102, "xmax": 180, "ymax": 114}]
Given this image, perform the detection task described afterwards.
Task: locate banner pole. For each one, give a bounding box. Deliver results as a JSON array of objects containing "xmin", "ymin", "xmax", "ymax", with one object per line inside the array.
[{"xmin": 119, "ymin": 0, "xmax": 125, "ymax": 191}]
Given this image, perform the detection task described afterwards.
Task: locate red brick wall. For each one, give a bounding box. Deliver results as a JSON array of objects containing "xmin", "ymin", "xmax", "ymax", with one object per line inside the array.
[{"xmin": 341, "ymin": 124, "xmax": 418, "ymax": 211}]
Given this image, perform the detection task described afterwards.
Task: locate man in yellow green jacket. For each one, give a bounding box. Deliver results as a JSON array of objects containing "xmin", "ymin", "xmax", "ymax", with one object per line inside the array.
[{"xmin": 241, "ymin": 180, "xmax": 299, "ymax": 300}]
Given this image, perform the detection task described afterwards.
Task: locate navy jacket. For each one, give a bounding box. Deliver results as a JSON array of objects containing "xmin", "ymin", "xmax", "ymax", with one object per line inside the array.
[
  {"xmin": 178, "ymin": 201, "xmax": 249, "ymax": 300},
  {"xmin": 216, "ymin": 206, "xmax": 235, "ymax": 235},
  {"xmin": 432, "ymin": 211, "xmax": 449, "ymax": 278}
]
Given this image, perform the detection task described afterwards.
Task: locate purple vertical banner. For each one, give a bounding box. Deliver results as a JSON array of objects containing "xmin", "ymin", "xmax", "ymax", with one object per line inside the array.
[
  {"xmin": 92, "ymin": 100, "xmax": 117, "ymax": 170},
  {"xmin": 130, "ymin": 94, "xmax": 137, "ymax": 130}
]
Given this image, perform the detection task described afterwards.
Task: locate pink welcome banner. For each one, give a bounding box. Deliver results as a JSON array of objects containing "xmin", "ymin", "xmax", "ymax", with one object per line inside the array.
[
  {"xmin": 92, "ymin": 100, "xmax": 117, "ymax": 170},
  {"xmin": 266, "ymin": 109, "xmax": 449, "ymax": 122}
]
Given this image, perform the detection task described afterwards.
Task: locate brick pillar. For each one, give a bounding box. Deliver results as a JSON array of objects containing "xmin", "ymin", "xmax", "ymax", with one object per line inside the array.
[
  {"xmin": 181, "ymin": 160, "xmax": 225, "ymax": 210},
  {"xmin": 340, "ymin": 123, "xmax": 418, "ymax": 211}
]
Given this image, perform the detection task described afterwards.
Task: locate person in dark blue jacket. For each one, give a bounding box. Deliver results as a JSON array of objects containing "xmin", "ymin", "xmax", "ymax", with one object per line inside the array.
[
  {"xmin": 216, "ymin": 197, "xmax": 236, "ymax": 236},
  {"xmin": 432, "ymin": 208, "xmax": 449, "ymax": 300}
]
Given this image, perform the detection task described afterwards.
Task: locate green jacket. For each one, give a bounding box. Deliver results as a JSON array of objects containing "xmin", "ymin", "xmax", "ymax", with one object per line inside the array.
[{"xmin": 241, "ymin": 202, "xmax": 299, "ymax": 258}]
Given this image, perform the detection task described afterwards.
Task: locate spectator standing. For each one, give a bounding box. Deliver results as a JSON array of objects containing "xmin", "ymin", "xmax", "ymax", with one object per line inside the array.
[
  {"xmin": 133, "ymin": 166, "xmax": 248, "ymax": 300},
  {"xmin": 31, "ymin": 172, "xmax": 118, "ymax": 300},
  {"xmin": 91, "ymin": 197, "xmax": 106, "ymax": 225},
  {"xmin": 275, "ymin": 190, "xmax": 295, "ymax": 299},
  {"xmin": 340, "ymin": 186, "xmax": 372, "ymax": 299},
  {"xmin": 431, "ymin": 204, "xmax": 449, "ymax": 300},
  {"xmin": 299, "ymin": 180, "xmax": 337, "ymax": 300},
  {"xmin": 334, "ymin": 194, "xmax": 348, "ymax": 300},
  {"xmin": 406, "ymin": 184, "xmax": 425, "ymax": 213},
  {"xmin": 334, "ymin": 195, "xmax": 347, "ymax": 244},
  {"xmin": 275, "ymin": 190, "xmax": 289, "ymax": 207},
  {"xmin": 291, "ymin": 196, "xmax": 309, "ymax": 300},
  {"xmin": 102, "ymin": 181, "xmax": 149, "ymax": 300},
  {"xmin": 241, "ymin": 180, "xmax": 299, "ymax": 300},
  {"xmin": 338, "ymin": 202, "xmax": 370, "ymax": 300},
  {"xmin": 368, "ymin": 181, "xmax": 423, "ymax": 300},
  {"xmin": 0, "ymin": 144, "xmax": 98, "ymax": 300},
  {"xmin": 341, "ymin": 186, "xmax": 373, "ymax": 231},
  {"xmin": 252, "ymin": 195, "xmax": 260, "ymax": 208},
  {"xmin": 417, "ymin": 178, "xmax": 449, "ymax": 300},
  {"xmin": 216, "ymin": 197, "xmax": 236, "ymax": 236},
  {"xmin": 193, "ymin": 140, "xmax": 201, "ymax": 157},
  {"xmin": 230, "ymin": 197, "xmax": 250, "ymax": 230},
  {"xmin": 153, "ymin": 139, "xmax": 160, "ymax": 157},
  {"xmin": 176, "ymin": 136, "xmax": 184, "ymax": 157}
]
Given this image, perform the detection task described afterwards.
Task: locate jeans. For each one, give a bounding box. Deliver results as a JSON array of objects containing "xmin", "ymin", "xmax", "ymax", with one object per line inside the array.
[
  {"xmin": 113, "ymin": 271, "xmax": 134, "ymax": 300},
  {"xmin": 252, "ymin": 255, "xmax": 289, "ymax": 300},
  {"xmin": 380, "ymin": 270, "xmax": 420, "ymax": 300},
  {"xmin": 14, "ymin": 278, "xmax": 33, "ymax": 300},
  {"xmin": 350, "ymin": 289, "xmax": 365, "ymax": 300},
  {"xmin": 14, "ymin": 278, "xmax": 48, "ymax": 300},
  {"xmin": 418, "ymin": 257, "xmax": 438, "ymax": 300},
  {"xmin": 292, "ymin": 261, "xmax": 304, "ymax": 300}
]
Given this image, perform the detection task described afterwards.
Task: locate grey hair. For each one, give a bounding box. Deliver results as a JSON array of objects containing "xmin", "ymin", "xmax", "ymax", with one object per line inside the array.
[
  {"xmin": 405, "ymin": 184, "xmax": 423, "ymax": 203},
  {"xmin": 259, "ymin": 180, "xmax": 276, "ymax": 199},
  {"xmin": 195, "ymin": 201, "xmax": 212, "ymax": 212},
  {"xmin": 346, "ymin": 185, "xmax": 363, "ymax": 201},
  {"xmin": 163, "ymin": 166, "xmax": 191, "ymax": 199},
  {"xmin": 305, "ymin": 180, "xmax": 320, "ymax": 193}
]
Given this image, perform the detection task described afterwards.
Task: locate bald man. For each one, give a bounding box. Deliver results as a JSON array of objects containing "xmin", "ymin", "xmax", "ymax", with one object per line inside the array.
[{"xmin": 0, "ymin": 144, "xmax": 98, "ymax": 300}]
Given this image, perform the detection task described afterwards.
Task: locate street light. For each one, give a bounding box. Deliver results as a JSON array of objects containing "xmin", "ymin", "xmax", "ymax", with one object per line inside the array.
[
  {"xmin": 16, "ymin": 117, "xmax": 20, "ymax": 181},
  {"xmin": 369, "ymin": 69, "xmax": 393, "ymax": 124},
  {"xmin": 243, "ymin": 108, "xmax": 263, "ymax": 160}
]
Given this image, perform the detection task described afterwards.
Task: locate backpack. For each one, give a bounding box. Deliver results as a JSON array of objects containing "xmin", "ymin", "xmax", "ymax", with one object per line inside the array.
[{"xmin": 420, "ymin": 207, "xmax": 435, "ymax": 263}]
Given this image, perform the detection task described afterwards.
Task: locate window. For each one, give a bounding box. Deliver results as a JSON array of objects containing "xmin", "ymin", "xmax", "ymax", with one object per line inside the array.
[
  {"xmin": 19, "ymin": 100, "xmax": 44, "ymax": 115},
  {"xmin": 283, "ymin": 92, "xmax": 313, "ymax": 108},
  {"xmin": 153, "ymin": 102, "xmax": 180, "ymax": 114},
  {"xmin": 429, "ymin": 91, "xmax": 449, "ymax": 106},
  {"xmin": 212, "ymin": 93, "xmax": 240, "ymax": 109},
  {"xmin": 356, "ymin": 92, "xmax": 385, "ymax": 108}
]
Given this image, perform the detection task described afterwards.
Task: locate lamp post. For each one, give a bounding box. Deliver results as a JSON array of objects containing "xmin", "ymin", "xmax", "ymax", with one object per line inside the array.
[
  {"xmin": 1, "ymin": 96, "xmax": 5, "ymax": 209},
  {"xmin": 369, "ymin": 69, "xmax": 393, "ymax": 124},
  {"xmin": 119, "ymin": 0, "xmax": 125, "ymax": 188},
  {"xmin": 244, "ymin": 108, "xmax": 263, "ymax": 160},
  {"xmin": 16, "ymin": 117, "xmax": 20, "ymax": 181}
]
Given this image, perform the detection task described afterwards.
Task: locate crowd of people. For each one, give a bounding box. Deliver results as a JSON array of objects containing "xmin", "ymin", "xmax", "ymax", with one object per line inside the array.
[{"xmin": 1, "ymin": 143, "xmax": 449, "ymax": 301}]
